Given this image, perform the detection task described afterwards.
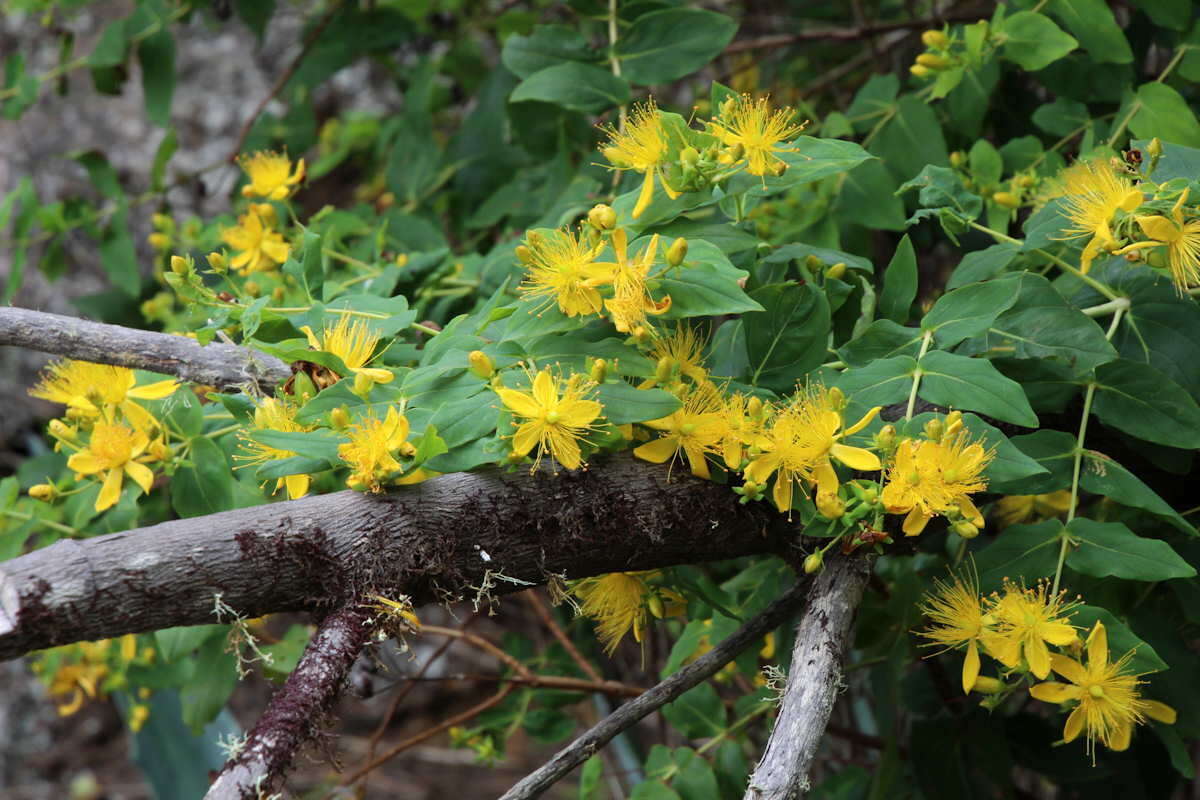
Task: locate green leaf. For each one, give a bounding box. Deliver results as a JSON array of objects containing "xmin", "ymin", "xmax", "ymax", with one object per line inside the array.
[
  {"xmin": 918, "ymin": 351, "xmax": 1039, "ymax": 427},
  {"xmin": 137, "ymin": 29, "xmax": 175, "ymax": 127},
  {"xmin": 837, "ymin": 159, "xmax": 907, "ymax": 232},
  {"xmin": 1070, "ymin": 606, "xmax": 1168, "ymax": 674},
  {"xmin": 1007, "ymin": 430, "xmax": 1076, "ymax": 494},
  {"xmin": 1128, "ymin": 83, "xmax": 1200, "ymax": 148},
  {"xmin": 579, "ymin": 755, "xmax": 603, "ymax": 799},
  {"xmin": 837, "ymin": 320, "xmax": 924, "ymax": 367},
  {"xmin": 597, "ymin": 382, "xmax": 681, "ymax": 424},
  {"xmin": 1079, "ymin": 451, "xmax": 1194, "ymax": 536},
  {"xmin": 744, "ymin": 282, "xmax": 831, "ymax": 393},
  {"xmin": 630, "ymin": 782, "xmax": 682, "ymax": 800},
  {"xmin": 671, "ymin": 749, "xmax": 722, "ymax": 800},
  {"xmin": 1065, "ymin": 518, "xmax": 1195, "ymax": 581},
  {"xmin": 180, "ymin": 636, "xmax": 239, "ymax": 734},
  {"xmin": 283, "ymin": 228, "xmax": 324, "ymax": 300},
  {"xmin": 523, "ymin": 708, "xmax": 577, "ymax": 743},
  {"xmin": 501, "ymin": 25, "xmax": 598, "ymax": 80},
  {"xmin": 1048, "ymin": 0, "xmax": 1131, "ymax": 64},
  {"xmin": 171, "ymin": 438, "xmax": 235, "ymax": 518},
  {"xmin": 898, "ymin": 165, "xmax": 982, "ymax": 229},
  {"xmin": 1091, "ymin": 360, "xmax": 1200, "ymax": 449},
  {"xmin": 510, "ymin": 62, "xmax": 631, "ymax": 114},
  {"xmin": 879, "ymin": 234, "xmax": 917, "ymax": 324},
  {"xmin": 615, "ymin": 9, "xmax": 737, "ymax": 85},
  {"xmin": 658, "ymin": 240, "xmax": 762, "ymax": 317},
  {"xmin": 834, "ymin": 356, "xmax": 917, "ymax": 417},
  {"xmin": 155, "ymin": 625, "xmax": 227, "ymax": 663},
  {"xmin": 1032, "ymin": 97, "xmax": 1091, "ymax": 137},
  {"xmin": 947, "ymin": 243, "xmax": 1020, "ymax": 290},
  {"xmin": 249, "ymin": 429, "xmax": 345, "ymax": 463},
  {"xmin": 874, "ymin": 95, "xmax": 948, "ymax": 182},
  {"xmin": 968, "ymin": 139, "xmax": 1004, "ymax": 186},
  {"xmin": 748, "ymin": 137, "xmax": 874, "ymax": 194},
  {"xmin": 150, "ymin": 127, "xmax": 178, "ymax": 192},
  {"xmin": 1000, "ymin": 12, "xmax": 1078, "ymax": 71},
  {"xmin": 921, "ymin": 273, "xmax": 1020, "ymax": 347},
  {"xmin": 662, "ymin": 683, "xmax": 726, "ymax": 739},
  {"xmin": 87, "ymin": 20, "xmax": 129, "ymax": 67},
  {"xmin": 974, "ymin": 520, "xmax": 1064, "ymax": 591}
]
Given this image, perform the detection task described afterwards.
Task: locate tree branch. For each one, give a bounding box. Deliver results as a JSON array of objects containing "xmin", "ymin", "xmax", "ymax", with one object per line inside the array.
[
  {"xmin": 743, "ymin": 554, "xmax": 871, "ymax": 799},
  {"xmin": 0, "ymin": 307, "xmax": 291, "ymax": 393},
  {"xmin": 205, "ymin": 602, "xmax": 371, "ymax": 800},
  {"xmin": 0, "ymin": 456, "xmax": 789, "ymax": 662},
  {"xmin": 498, "ymin": 579, "xmax": 812, "ymax": 800}
]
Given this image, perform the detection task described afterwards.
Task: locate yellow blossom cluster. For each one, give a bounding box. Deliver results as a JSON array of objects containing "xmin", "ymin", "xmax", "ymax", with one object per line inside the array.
[
  {"xmin": 920, "ymin": 574, "xmax": 1175, "ymax": 755},
  {"xmin": 570, "ymin": 571, "xmax": 686, "ymax": 655},
  {"xmin": 32, "ymin": 634, "xmax": 156, "ymax": 730}
]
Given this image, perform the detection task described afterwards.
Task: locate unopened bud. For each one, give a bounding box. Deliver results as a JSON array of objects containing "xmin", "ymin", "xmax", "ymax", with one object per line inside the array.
[
  {"xmin": 910, "ymin": 64, "xmax": 933, "ymax": 79},
  {"xmin": 992, "ymin": 191, "xmax": 1020, "ymax": 209},
  {"xmin": 590, "ymin": 358, "xmax": 608, "ymax": 384},
  {"xmin": 49, "ymin": 419, "xmax": 77, "ymax": 442},
  {"xmin": 29, "ymin": 483, "xmax": 56, "ymax": 502},
  {"xmin": 353, "ymin": 371, "xmax": 374, "ymax": 397},
  {"xmin": 952, "ymin": 520, "xmax": 980, "ymax": 539},
  {"xmin": 244, "ymin": 281, "xmax": 261, "ymax": 298},
  {"xmin": 655, "ymin": 356, "xmax": 675, "ymax": 383},
  {"xmin": 152, "ymin": 213, "xmax": 175, "ymax": 232},
  {"xmin": 804, "ymin": 254, "xmax": 824, "ymax": 273},
  {"xmin": 272, "ymin": 286, "xmax": 285, "ymax": 303},
  {"xmin": 916, "ymin": 53, "xmax": 949, "ymax": 69},
  {"xmin": 395, "ymin": 253, "xmax": 409, "ymax": 268},
  {"xmin": 971, "ymin": 675, "xmax": 1004, "ymax": 695},
  {"xmin": 949, "ymin": 151, "xmax": 966, "ymax": 168},
  {"xmin": 945, "ymin": 410, "xmax": 963, "ymax": 435},
  {"xmin": 923, "ymin": 418, "xmax": 945, "ymax": 441},
  {"xmin": 515, "ymin": 245, "xmax": 534, "ymax": 265},
  {"xmin": 667, "ymin": 237, "xmax": 688, "ymax": 266},
  {"xmin": 588, "ymin": 204, "xmax": 617, "ymax": 230},
  {"xmin": 816, "ymin": 491, "xmax": 845, "ymax": 519},
  {"xmin": 726, "ymin": 143, "xmax": 745, "ymax": 162},
  {"xmin": 1147, "ymin": 138, "xmax": 1162, "ymax": 158},
  {"xmin": 647, "ymin": 592, "xmax": 665, "ymax": 619},
  {"xmin": 680, "ymin": 146, "xmax": 700, "ymax": 167},
  {"xmin": 770, "ymin": 160, "xmax": 788, "ymax": 177},
  {"xmin": 825, "ymin": 262, "xmax": 846, "ymax": 281},
  {"xmin": 875, "ymin": 424, "xmax": 896, "ymax": 450},
  {"xmin": 921, "ymin": 30, "xmax": 949, "ymax": 49},
  {"xmin": 803, "ymin": 552, "xmax": 824, "ymax": 574},
  {"xmin": 827, "ymin": 386, "xmax": 845, "ymax": 409},
  {"xmin": 720, "ymin": 96, "xmax": 737, "ymax": 118},
  {"xmin": 330, "ymin": 406, "xmax": 350, "ymax": 430},
  {"xmin": 1015, "ymin": 174, "xmax": 1035, "ymax": 188},
  {"xmin": 148, "ymin": 232, "xmax": 170, "ymax": 250},
  {"xmin": 468, "ymin": 350, "xmax": 494, "ymax": 379},
  {"xmin": 748, "ymin": 396, "xmax": 764, "ymax": 418},
  {"xmin": 207, "ymin": 251, "xmax": 228, "ymax": 273}
]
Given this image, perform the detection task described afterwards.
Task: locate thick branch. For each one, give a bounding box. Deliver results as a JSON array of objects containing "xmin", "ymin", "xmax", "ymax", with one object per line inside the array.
[
  {"xmin": 499, "ymin": 579, "xmax": 811, "ymax": 800},
  {"xmin": 743, "ymin": 554, "xmax": 871, "ymax": 799},
  {"xmin": 0, "ymin": 307, "xmax": 291, "ymax": 392},
  {"xmin": 0, "ymin": 456, "xmax": 789, "ymax": 661},
  {"xmin": 206, "ymin": 603, "xmax": 371, "ymax": 800}
]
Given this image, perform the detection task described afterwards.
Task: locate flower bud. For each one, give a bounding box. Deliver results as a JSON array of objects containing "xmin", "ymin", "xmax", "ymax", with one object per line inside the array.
[
  {"xmin": 916, "ymin": 53, "xmax": 950, "ymax": 69},
  {"xmin": 970, "ymin": 675, "xmax": 1004, "ymax": 695},
  {"xmin": 720, "ymin": 96, "xmax": 737, "ymax": 118},
  {"xmin": 151, "ymin": 213, "xmax": 175, "ymax": 232},
  {"xmin": 992, "ymin": 191, "xmax": 1020, "ymax": 209},
  {"xmin": 726, "ymin": 143, "xmax": 745, "ymax": 162},
  {"xmin": 949, "ymin": 151, "xmax": 966, "ymax": 168},
  {"xmin": 206, "ymin": 251, "xmax": 228, "ymax": 273},
  {"xmin": 945, "ymin": 410, "xmax": 963, "ymax": 435},
  {"xmin": 909, "ymin": 64, "xmax": 933, "ymax": 79},
  {"xmin": 952, "ymin": 520, "xmax": 980, "ymax": 539},
  {"xmin": 875, "ymin": 424, "xmax": 896, "ymax": 450},
  {"xmin": 49, "ymin": 419, "xmax": 77, "ymax": 442},
  {"xmin": 803, "ymin": 552, "xmax": 824, "ymax": 574},
  {"xmin": 244, "ymin": 281, "xmax": 261, "ymax": 298},
  {"xmin": 588, "ymin": 203, "xmax": 617, "ymax": 230},
  {"xmin": 272, "ymin": 286, "xmax": 286, "ymax": 303},
  {"xmin": 1015, "ymin": 174, "xmax": 1035, "ymax": 188},
  {"xmin": 770, "ymin": 160, "xmax": 788, "ymax": 177},
  {"xmin": 590, "ymin": 358, "xmax": 608, "ymax": 384},
  {"xmin": 468, "ymin": 350, "xmax": 494, "ymax": 379},
  {"xmin": 923, "ymin": 418, "xmax": 944, "ymax": 441},
  {"xmin": 680, "ymin": 146, "xmax": 700, "ymax": 167},
  {"xmin": 748, "ymin": 396, "xmax": 764, "ymax": 419},
  {"xmin": 655, "ymin": 356, "xmax": 675, "ymax": 384},
  {"xmin": 647, "ymin": 592, "xmax": 665, "ymax": 619},
  {"xmin": 1147, "ymin": 138, "xmax": 1162, "ymax": 158},
  {"xmin": 353, "ymin": 371, "xmax": 375, "ymax": 397},
  {"xmin": 804, "ymin": 254, "xmax": 824, "ymax": 273},
  {"xmin": 827, "ymin": 386, "xmax": 846, "ymax": 410},
  {"xmin": 825, "ymin": 262, "xmax": 846, "ymax": 281},
  {"xmin": 921, "ymin": 29, "xmax": 949, "ymax": 49},
  {"xmin": 147, "ymin": 232, "xmax": 170, "ymax": 250},
  {"xmin": 395, "ymin": 253, "xmax": 409, "ymax": 268},
  {"xmin": 666, "ymin": 237, "xmax": 688, "ymax": 266},
  {"xmin": 29, "ymin": 483, "xmax": 56, "ymax": 502},
  {"xmin": 330, "ymin": 406, "xmax": 350, "ymax": 430},
  {"xmin": 515, "ymin": 245, "xmax": 534, "ymax": 265},
  {"xmin": 816, "ymin": 491, "xmax": 845, "ymax": 520}
]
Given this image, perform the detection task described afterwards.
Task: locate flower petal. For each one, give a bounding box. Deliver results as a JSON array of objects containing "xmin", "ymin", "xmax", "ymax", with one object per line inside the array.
[
  {"xmin": 97, "ymin": 469, "xmax": 124, "ymax": 512},
  {"xmin": 511, "ymin": 422, "xmax": 543, "ymax": 457},
  {"xmin": 1041, "ymin": 621, "xmax": 1078, "ymax": 647},
  {"xmin": 1108, "ymin": 721, "xmax": 1132, "ymax": 751},
  {"xmin": 496, "ymin": 388, "xmax": 541, "ymax": 419},
  {"xmin": 1062, "ymin": 705, "xmax": 1085, "ymax": 743},
  {"xmin": 558, "ymin": 399, "xmax": 603, "ymax": 427},
  {"xmin": 532, "ymin": 370, "xmax": 557, "ymax": 409},
  {"xmin": 124, "ymin": 461, "xmax": 155, "ymax": 495},
  {"xmin": 684, "ymin": 444, "xmax": 710, "ymax": 480},
  {"xmin": 830, "ymin": 443, "xmax": 881, "ymax": 472},
  {"xmin": 772, "ymin": 473, "xmax": 794, "ymax": 514},
  {"xmin": 67, "ymin": 452, "xmax": 104, "ymax": 475},
  {"xmin": 1026, "ymin": 638, "xmax": 1052, "ymax": 679},
  {"xmin": 1029, "ymin": 681, "xmax": 1081, "ymax": 704},
  {"xmin": 127, "ymin": 379, "xmax": 179, "ymax": 400},
  {"xmin": 285, "ymin": 473, "xmax": 310, "ymax": 499},
  {"xmin": 745, "ymin": 453, "xmax": 781, "ymax": 484},
  {"xmin": 962, "ymin": 640, "xmax": 980, "ymax": 694},
  {"xmin": 1048, "ymin": 653, "xmax": 1088, "ymax": 685},
  {"xmin": 1142, "ymin": 700, "xmax": 1176, "ymax": 725},
  {"xmin": 842, "ymin": 406, "xmax": 881, "ymax": 437},
  {"xmin": 632, "ymin": 171, "xmax": 655, "ymax": 219},
  {"xmin": 902, "ymin": 507, "xmax": 931, "ymax": 537},
  {"xmin": 1086, "ymin": 621, "xmax": 1108, "ymax": 667},
  {"xmin": 633, "ymin": 436, "xmax": 678, "ymax": 464}
]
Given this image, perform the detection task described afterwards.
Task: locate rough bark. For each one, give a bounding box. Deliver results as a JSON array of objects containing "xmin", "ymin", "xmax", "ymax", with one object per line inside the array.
[
  {"xmin": 0, "ymin": 456, "xmax": 789, "ymax": 662},
  {"xmin": 499, "ymin": 579, "xmax": 812, "ymax": 800},
  {"xmin": 0, "ymin": 307, "xmax": 291, "ymax": 392},
  {"xmin": 205, "ymin": 603, "xmax": 371, "ymax": 800},
  {"xmin": 743, "ymin": 555, "xmax": 871, "ymax": 799}
]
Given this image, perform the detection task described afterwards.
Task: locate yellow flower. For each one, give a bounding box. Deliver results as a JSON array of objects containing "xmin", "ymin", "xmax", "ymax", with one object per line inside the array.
[
  {"xmin": 744, "ymin": 386, "xmax": 880, "ymax": 514},
  {"xmin": 67, "ymin": 421, "xmax": 158, "ymax": 511},
  {"xmin": 881, "ymin": 429, "xmax": 993, "ymax": 536},
  {"xmin": 338, "ymin": 407, "xmax": 416, "ymax": 492},
  {"xmin": 47, "ymin": 655, "xmax": 108, "ymax": 716},
  {"xmin": 517, "ymin": 228, "xmax": 609, "ymax": 317},
  {"xmin": 596, "ymin": 228, "xmax": 672, "ymax": 333},
  {"xmin": 633, "ymin": 381, "xmax": 725, "ymax": 479},
  {"xmin": 237, "ymin": 397, "xmax": 314, "ymax": 499},
  {"xmin": 600, "ymin": 99, "xmax": 680, "ymax": 218},
  {"xmin": 572, "ymin": 572, "xmax": 655, "ymax": 655},
  {"xmin": 301, "ymin": 315, "xmax": 394, "ymax": 384},
  {"xmin": 987, "ymin": 581, "xmax": 1078, "ymax": 679},
  {"xmin": 1112, "ymin": 189, "xmax": 1200, "ymax": 291},
  {"xmin": 30, "ymin": 359, "xmax": 177, "ymax": 429},
  {"xmin": 993, "ymin": 490, "xmax": 1072, "ymax": 529},
  {"xmin": 918, "ymin": 572, "xmax": 998, "ymax": 693},
  {"xmin": 1030, "ymin": 622, "xmax": 1176, "ymax": 754},
  {"xmin": 239, "ymin": 151, "xmax": 305, "ymax": 200},
  {"xmin": 1058, "ymin": 160, "xmax": 1143, "ymax": 273},
  {"xmin": 639, "ymin": 325, "xmax": 708, "ymax": 389},
  {"xmin": 716, "ymin": 392, "xmax": 762, "ymax": 470},
  {"xmin": 708, "ymin": 94, "xmax": 805, "ymax": 177},
  {"xmin": 496, "ymin": 369, "xmax": 603, "ymax": 472},
  {"xmin": 221, "ymin": 204, "xmax": 291, "ymax": 274}
]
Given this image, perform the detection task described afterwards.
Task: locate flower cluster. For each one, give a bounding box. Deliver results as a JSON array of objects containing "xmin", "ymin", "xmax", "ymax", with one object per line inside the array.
[
  {"xmin": 920, "ymin": 574, "xmax": 1175, "ymax": 755},
  {"xmin": 31, "ymin": 634, "xmax": 156, "ymax": 731},
  {"xmin": 208, "ymin": 151, "xmax": 305, "ymax": 276}
]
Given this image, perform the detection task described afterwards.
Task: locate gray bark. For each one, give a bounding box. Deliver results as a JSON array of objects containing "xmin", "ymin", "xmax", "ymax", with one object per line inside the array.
[
  {"xmin": 0, "ymin": 455, "xmax": 789, "ymax": 662},
  {"xmin": 743, "ymin": 555, "xmax": 871, "ymax": 800},
  {"xmin": 0, "ymin": 307, "xmax": 291, "ymax": 392}
]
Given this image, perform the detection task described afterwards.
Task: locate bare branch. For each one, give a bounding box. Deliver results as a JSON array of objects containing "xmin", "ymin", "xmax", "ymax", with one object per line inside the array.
[
  {"xmin": 0, "ymin": 307, "xmax": 290, "ymax": 392},
  {"xmin": 205, "ymin": 603, "xmax": 371, "ymax": 800},
  {"xmin": 0, "ymin": 456, "xmax": 789, "ymax": 662},
  {"xmin": 743, "ymin": 554, "xmax": 871, "ymax": 799},
  {"xmin": 498, "ymin": 579, "xmax": 812, "ymax": 800}
]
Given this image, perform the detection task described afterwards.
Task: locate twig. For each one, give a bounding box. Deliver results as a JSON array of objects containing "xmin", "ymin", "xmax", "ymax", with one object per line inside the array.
[
  {"xmin": 385, "ymin": 672, "xmax": 643, "ymax": 697},
  {"xmin": 524, "ymin": 590, "xmax": 604, "ymax": 684},
  {"xmin": 724, "ymin": 9, "xmax": 987, "ymax": 53},
  {"xmin": 0, "ymin": 307, "xmax": 291, "ymax": 393},
  {"xmin": 743, "ymin": 555, "xmax": 871, "ymax": 799},
  {"xmin": 205, "ymin": 603, "xmax": 372, "ymax": 799},
  {"xmin": 497, "ymin": 579, "xmax": 811, "ymax": 800},
  {"xmin": 227, "ymin": 2, "xmax": 345, "ymax": 162}
]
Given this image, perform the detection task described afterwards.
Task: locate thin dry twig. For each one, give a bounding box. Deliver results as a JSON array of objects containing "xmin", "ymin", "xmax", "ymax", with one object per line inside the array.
[{"xmin": 524, "ymin": 590, "xmax": 604, "ymax": 684}]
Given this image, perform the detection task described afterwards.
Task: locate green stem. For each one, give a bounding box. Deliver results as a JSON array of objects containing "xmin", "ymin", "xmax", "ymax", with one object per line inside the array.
[
  {"xmin": 204, "ymin": 424, "xmax": 242, "ymax": 439},
  {"xmin": 966, "ymin": 221, "xmax": 1120, "ymax": 301},
  {"xmin": 1080, "ymin": 297, "xmax": 1130, "ymax": 317},
  {"xmin": 411, "ymin": 321, "xmax": 442, "ymax": 336},
  {"xmin": 904, "ymin": 330, "xmax": 934, "ymax": 421},
  {"xmin": 1106, "ymin": 46, "xmax": 1193, "ymax": 147},
  {"xmin": 1, "ymin": 508, "xmax": 82, "ymax": 538}
]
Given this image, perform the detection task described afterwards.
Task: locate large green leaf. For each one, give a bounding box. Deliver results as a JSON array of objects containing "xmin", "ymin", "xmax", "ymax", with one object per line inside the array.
[
  {"xmin": 918, "ymin": 351, "xmax": 1039, "ymax": 427},
  {"xmin": 1079, "ymin": 451, "xmax": 1195, "ymax": 536},
  {"xmin": 1048, "ymin": 0, "xmax": 1131, "ymax": 64},
  {"xmin": 974, "ymin": 520, "xmax": 1064, "ymax": 591},
  {"xmin": 921, "ymin": 273, "xmax": 1020, "ymax": 347},
  {"xmin": 1065, "ymin": 518, "xmax": 1195, "ymax": 581},
  {"xmin": 1070, "ymin": 606, "xmax": 1168, "ymax": 674},
  {"xmin": 1000, "ymin": 11, "xmax": 1078, "ymax": 71},
  {"xmin": 744, "ymin": 282, "xmax": 831, "ymax": 393},
  {"xmin": 171, "ymin": 438, "xmax": 236, "ymax": 518},
  {"xmin": 834, "ymin": 356, "xmax": 917, "ymax": 416},
  {"xmin": 1091, "ymin": 359, "xmax": 1200, "ymax": 449},
  {"xmin": 1128, "ymin": 82, "xmax": 1200, "ymax": 148},
  {"xmin": 615, "ymin": 9, "xmax": 737, "ymax": 85},
  {"xmin": 500, "ymin": 25, "xmax": 598, "ymax": 79},
  {"xmin": 837, "ymin": 320, "xmax": 924, "ymax": 367},
  {"xmin": 873, "ymin": 95, "xmax": 948, "ymax": 183},
  {"xmin": 662, "ymin": 683, "xmax": 726, "ymax": 738},
  {"xmin": 597, "ymin": 382, "xmax": 681, "ymax": 424},
  {"xmin": 510, "ymin": 62, "xmax": 630, "ymax": 113},
  {"xmin": 879, "ymin": 234, "xmax": 917, "ymax": 324}
]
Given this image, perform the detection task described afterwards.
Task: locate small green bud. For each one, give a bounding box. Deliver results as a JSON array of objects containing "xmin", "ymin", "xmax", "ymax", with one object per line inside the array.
[
  {"xmin": 949, "ymin": 151, "xmax": 966, "ymax": 168},
  {"xmin": 207, "ymin": 251, "xmax": 228, "ymax": 274},
  {"xmin": 916, "ymin": 53, "xmax": 950, "ymax": 69},
  {"xmin": 816, "ymin": 492, "xmax": 845, "ymax": 520},
  {"xmin": 875, "ymin": 424, "xmax": 896, "ymax": 450},
  {"xmin": 515, "ymin": 245, "xmax": 534, "ymax": 264},
  {"xmin": 330, "ymin": 406, "xmax": 350, "ymax": 430},
  {"xmin": 655, "ymin": 356, "xmax": 675, "ymax": 383},
  {"xmin": 804, "ymin": 254, "xmax": 824, "ymax": 273},
  {"xmin": 1147, "ymin": 138, "xmax": 1162, "ymax": 158},
  {"xmin": 680, "ymin": 146, "xmax": 700, "ymax": 167},
  {"xmin": 971, "ymin": 675, "xmax": 1004, "ymax": 695},
  {"xmin": 921, "ymin": 30, "xmax": 950, "ymax": 49},
  {"xmin": 148, "ymin": 232, "xmax": 171, "ymax": 251},
  {"xmin": 588, "ymin": 203, "xmax": 617, "ymax": 230},
  {"xmin": 468, "ymin": 350, "xmax": 495, "ymax": 379},
  {"xmin": 923, "ymin": 418, "xmax": 945, "ymax": 441},
  {"xmin": 666, "ymin": 237, "xmax": 688, "ymax": 266},
  {"xmin": 952, "ymin": 520, "xmax": 980, "ymax": 539},
  {"xmin": 803, "ymin": 552, "xmax": 824, "ymax": 574},
  {"xmin": 244, "ymin": 281, "xmax": 261, "ymax": 298},
  {"xmin": 910, "ymin": 64, "xmax": 933, "ymax": 79},
  {"xmin": 590, "ymin": 358, "xmax": 608, "ymax": 384},
  {"xmin": 992, "ymin": 191, "xmax": 1020, "ymax": 209},
  {"xmin": 825, "ymin": 262, "xmax": 846, "ymax": 281},
  {"xmin": 29, "ymin": 483, "xmax": 56, "ymax": 502},
  {"xmin": 353, "ymin": 371, "xmax": 375, "ymax": 397}
]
